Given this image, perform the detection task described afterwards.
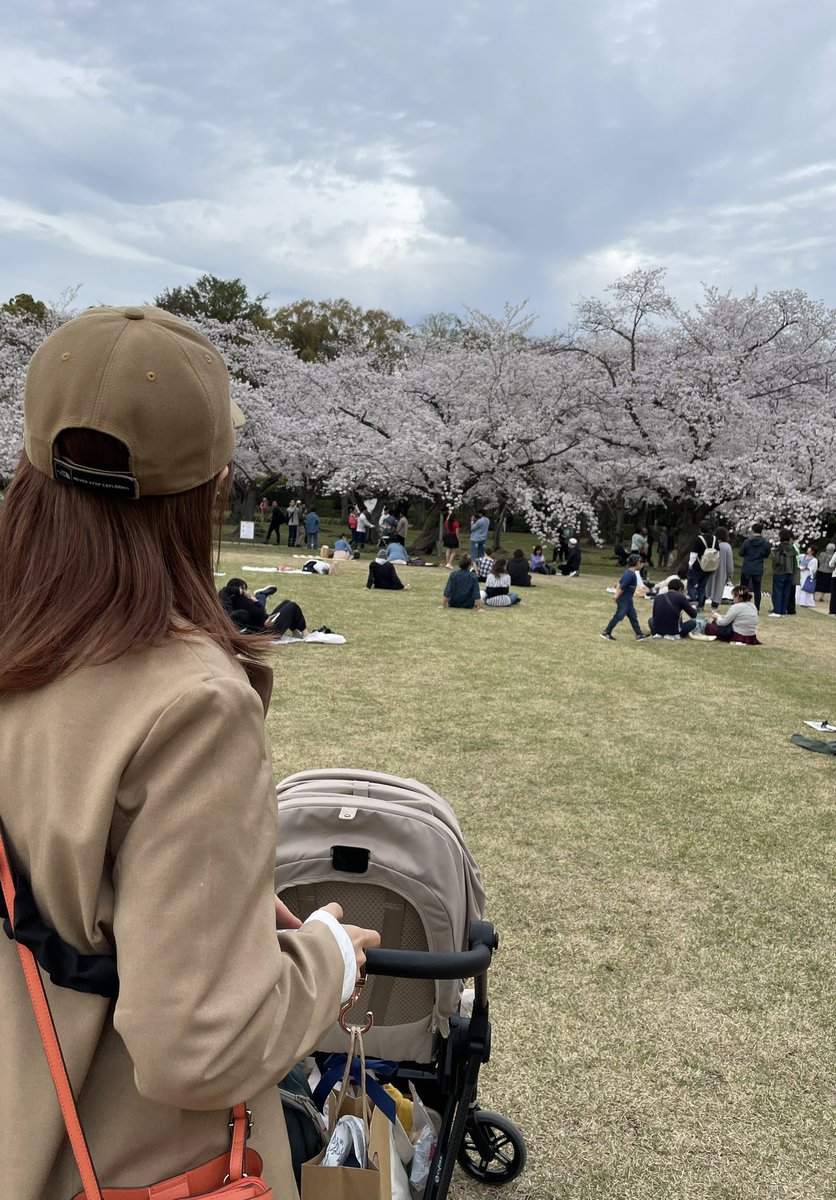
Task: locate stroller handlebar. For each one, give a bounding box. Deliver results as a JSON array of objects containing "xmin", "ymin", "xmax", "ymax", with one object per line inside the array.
[
  {"xmin": 364, "ymin": 943, "xmax": 491, "ymax": 980},
  {"xmin": 363, "ymin": 921, "xmax": 497, "ymax": 980}
]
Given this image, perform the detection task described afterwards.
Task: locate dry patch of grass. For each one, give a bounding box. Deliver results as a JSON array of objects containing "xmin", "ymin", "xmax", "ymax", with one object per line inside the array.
[{"xmin": 219, "ymin": 542, "xmax": 836, "ymax": 1200}]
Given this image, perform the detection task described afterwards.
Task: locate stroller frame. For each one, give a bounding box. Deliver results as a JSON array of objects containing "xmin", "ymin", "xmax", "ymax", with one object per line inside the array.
[{"xmin": 359, "ymin": 923, "xmax": 525, "ymax": 1198}]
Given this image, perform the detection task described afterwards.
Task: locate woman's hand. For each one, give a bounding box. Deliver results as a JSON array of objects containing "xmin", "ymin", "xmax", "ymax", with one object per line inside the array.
[
  {"xmin": 320, "ymin": 902, "xmax": 381, "ymax": 975},
  {"xmin": 275, "ymin": 895, "xmax": 303, "ymax": 929}
]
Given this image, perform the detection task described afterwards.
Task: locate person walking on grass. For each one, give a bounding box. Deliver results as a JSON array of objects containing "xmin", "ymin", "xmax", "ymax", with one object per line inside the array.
[
  {"xmin": 264, "ymin": 499, "xmax": 284, "ymax": 545},
  {"xmin": 601, "ymin": 552, "xmax": 651, "ymax": 641}
]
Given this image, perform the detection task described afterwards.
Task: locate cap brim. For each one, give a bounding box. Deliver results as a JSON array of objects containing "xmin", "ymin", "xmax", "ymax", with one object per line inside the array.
[{"xmin": 231, "ymin": 399, "xmax": 245, "ymax": 429}]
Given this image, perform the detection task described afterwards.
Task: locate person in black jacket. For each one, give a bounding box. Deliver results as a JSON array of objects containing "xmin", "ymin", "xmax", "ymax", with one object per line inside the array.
[
  {"xmin": 738, "ymin": 524, "xmax": 772, "ymax": 611},
  {"xmin": 507, "ymin": 548, "xmax": 532, "ymax": 587},
  {"xmin": 560, "ymin": 539, "xmax": 582, "ymax": 576},
  {"xmin": 649, "ymin": 578, "xmax": 698, "ymax": 639},
  {"xmin": 264, "ymin": 500, "xmax": 285, "ymax": 545},
  {"xmin": 366, "ymin": 559, "xmax": 411, "ymax": 590},
  {"xmin": 218, "ymin": 579, "xmax": 308, "ymax": 635}
]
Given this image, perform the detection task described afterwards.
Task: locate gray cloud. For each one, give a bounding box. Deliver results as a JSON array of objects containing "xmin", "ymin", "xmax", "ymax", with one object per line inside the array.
[{"xmin": 2, "ymin": 0, "xmax": 836, "ymax": 328}]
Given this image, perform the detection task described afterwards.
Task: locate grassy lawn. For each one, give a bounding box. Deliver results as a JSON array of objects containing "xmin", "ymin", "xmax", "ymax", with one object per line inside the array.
[{"xmin": 219, "ymin": 537, "xmax": 836, "ymax": 1200}]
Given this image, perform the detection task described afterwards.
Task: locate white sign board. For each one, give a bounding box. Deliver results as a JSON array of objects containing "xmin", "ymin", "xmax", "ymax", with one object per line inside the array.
[{"xmin": 239, "ymin": 520, "xmax": 255, "ymax": 540}]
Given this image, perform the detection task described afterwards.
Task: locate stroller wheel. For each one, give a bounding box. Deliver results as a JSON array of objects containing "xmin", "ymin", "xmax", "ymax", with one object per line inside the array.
[{"xmin": 458, "ymin": 1110, "xmax": 527, "ymax": 1185}]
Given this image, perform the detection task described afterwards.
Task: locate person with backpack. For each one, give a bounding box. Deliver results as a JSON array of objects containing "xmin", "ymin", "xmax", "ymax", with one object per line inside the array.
[
  {"xmin": 706, "ymin": 527, "xmax": 735, "ymax": 610},
  {"xmin": 739, "ymin": 523, "xmax": 772, "ymax": 611},
  {"xmin": 688, "ymin": 520, "xmax": 721, "ymax": 610},
  {"xmin": 769, "ymin": 529, "xmax": 798, "ymax": 616}
]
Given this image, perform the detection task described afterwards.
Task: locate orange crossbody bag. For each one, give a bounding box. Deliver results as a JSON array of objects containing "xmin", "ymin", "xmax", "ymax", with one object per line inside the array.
[{"xmin": 0, "ymin": 823, "xmax": 272, "ymax": 1200}]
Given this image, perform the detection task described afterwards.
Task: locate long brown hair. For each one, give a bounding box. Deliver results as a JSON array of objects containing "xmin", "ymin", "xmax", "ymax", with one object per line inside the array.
[{"xmin": 0, "ymin": 432, "xmax": 267, "ymax": 695}]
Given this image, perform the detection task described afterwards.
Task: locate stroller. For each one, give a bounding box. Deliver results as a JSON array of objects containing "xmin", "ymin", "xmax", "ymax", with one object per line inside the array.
[{"xmin": 275, "ymin": 769, "xmax": 526, "ymax": 1199}]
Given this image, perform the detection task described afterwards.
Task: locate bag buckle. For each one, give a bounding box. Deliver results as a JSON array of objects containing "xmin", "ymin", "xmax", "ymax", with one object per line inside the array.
[{"xmin": 229, "ymin": 1107, "xmax": 253, "ymax": 1138}]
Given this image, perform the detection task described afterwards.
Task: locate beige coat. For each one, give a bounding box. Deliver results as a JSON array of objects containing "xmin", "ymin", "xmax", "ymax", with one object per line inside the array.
[{"xmin": 0, "ymin": 637, "xmax": 344, "ymax": 1199}]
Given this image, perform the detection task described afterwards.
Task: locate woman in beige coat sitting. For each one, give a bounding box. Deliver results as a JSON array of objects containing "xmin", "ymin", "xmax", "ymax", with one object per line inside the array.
[{"xmin": 0, "ymin": 306, "xmax": 379, "ymax": 1200}]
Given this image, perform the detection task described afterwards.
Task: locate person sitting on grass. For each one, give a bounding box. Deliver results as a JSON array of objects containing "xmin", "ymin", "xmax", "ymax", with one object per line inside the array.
[
  {"xmin": 367, "ymin": 557, "xmax": 411, "ymax": 591},
  {"xmin": 560, "ymin": 539, "xmax": 581, "ymax": 577},
  {"xmin": 483, "ymin": 558, "xmax": 521, "ymax": 607},
  {"xmin": 705, "ymin": 586, "xmax": 761, "ymax": 644},
  {"xmin": 600, "ymin": 553, "xmax": 650, "ymax": 641},
  {"xmin": 646, "ymin": 567, "xmax": 689, "ymax": 597},
  {"xmin": 474, "ymin": 551, "xmax": 494, "ymax": 582},
  {"xmin": 508, "ymin": 547, "xmax": 532, "ymax": 587},
  {"xmin": 385, "ymin": 540, "xmax": 410, "ymax": 564},
  {"xmin": 530, "ymin": 545, "xmax": 554, "ymax": 575},
  {"xmin": 218, "ymin": 579, "xmax": 309, "ymax": 637},
  {"xmin": 333, "ymin": 533, "xmax": 353, "ymax": 560},
  {"xmin": 442, "ymin": 553, "xmax": 485, "ymax": 610},
  {"xmin": 648, "ymin": 578, "xmax": 697, "ymax": 640}
]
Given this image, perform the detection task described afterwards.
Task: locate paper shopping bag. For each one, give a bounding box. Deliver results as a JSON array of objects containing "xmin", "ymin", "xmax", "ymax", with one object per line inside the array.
[{"xmin": 301, "ymin": 1027, "xmax": 392, "ymax": 1200}]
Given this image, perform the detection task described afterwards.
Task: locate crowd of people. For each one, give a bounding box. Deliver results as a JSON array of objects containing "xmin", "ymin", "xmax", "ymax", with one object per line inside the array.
[
  {"xmin": 601, "ymin": 521, "xmax": 836, "ymax": 644},
  {"xmin": 252, "ymin": 502, "xmax": 836, "ymax": 645}
]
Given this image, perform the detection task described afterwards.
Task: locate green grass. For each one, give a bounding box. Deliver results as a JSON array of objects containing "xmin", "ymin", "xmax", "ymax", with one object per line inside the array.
[{"xmin": 219, "ymin": 539, "xmax": 836, "ymax": 1200}]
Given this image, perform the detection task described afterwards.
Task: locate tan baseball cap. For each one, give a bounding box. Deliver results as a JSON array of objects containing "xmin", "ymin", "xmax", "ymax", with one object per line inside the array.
[{"xmin": 24, "ymin": 305, "xmax": 244, "ymax": 498}]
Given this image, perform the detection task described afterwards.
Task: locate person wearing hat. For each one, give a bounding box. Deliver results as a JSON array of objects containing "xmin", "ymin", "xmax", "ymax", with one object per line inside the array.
[
  {"xmin": 0, "ymin": 306, "xmax": 380, "ymax": 1199},
  {"xmin": 560, "ymin": 538, "xmax": 582, "ymax": 577},
  {"xmin": 600, "ymin": 552, "xmax": 651, "ymax": 641}
]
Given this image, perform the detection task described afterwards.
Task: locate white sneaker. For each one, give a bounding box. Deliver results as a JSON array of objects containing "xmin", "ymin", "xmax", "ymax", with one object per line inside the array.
[
  {"xmin": 768, "ymin": 612, "xmax": 782, "ymax": 618},
  {"xmin": 663, "ymin": 635, "xmax": 680, "ymax": 641}
]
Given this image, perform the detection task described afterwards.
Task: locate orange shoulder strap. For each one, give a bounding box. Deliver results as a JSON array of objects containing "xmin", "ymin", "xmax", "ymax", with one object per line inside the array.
[
  {"xmin": 0, "ymin": 823, "xmax": 251, "ymax": 1196},
  {"xmin": 0, "ymin": 820, "xmax": 104, "ymax": 1199}
]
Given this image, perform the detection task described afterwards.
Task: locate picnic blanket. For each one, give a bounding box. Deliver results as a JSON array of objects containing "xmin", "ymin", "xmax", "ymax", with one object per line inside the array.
[
  {"xmin": 790, "ymin": 733, "xmax": 836, "ymax": 756},
  {"xmin": 274, "ymin": 632, "xmax": 346, "ymax": 645}
]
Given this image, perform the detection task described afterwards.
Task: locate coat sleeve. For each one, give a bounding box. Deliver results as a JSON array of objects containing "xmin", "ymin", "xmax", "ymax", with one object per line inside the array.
[{"xmin": 110, "ymin": 675, "xmax": 345, "ymax": 1110}]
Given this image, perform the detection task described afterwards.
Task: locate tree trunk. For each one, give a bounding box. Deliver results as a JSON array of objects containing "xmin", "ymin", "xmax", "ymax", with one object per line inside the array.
[
  {"xmin": 340, "ymin": 494, "xmax": 349, "ymax": 523},
  {"xmin": 491, "ymin": 504, "xmax": 507, "ymax": 551},
  {"xmin": 614, "ymin": 497, "xmax": 625, "ymax": 544},
  {"xmin": 229, "ymin": 478, "xmax": 257, "ymax": 522},
  {"xmin": 409, "ymin": 504, "xmax": 442, "ymax": 554}
]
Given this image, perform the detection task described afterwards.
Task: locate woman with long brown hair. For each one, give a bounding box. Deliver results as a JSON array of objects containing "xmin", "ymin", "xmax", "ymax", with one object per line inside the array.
[{"xmin": 0, "ymin": 306, "xmax": 378, "ymax": 1199}]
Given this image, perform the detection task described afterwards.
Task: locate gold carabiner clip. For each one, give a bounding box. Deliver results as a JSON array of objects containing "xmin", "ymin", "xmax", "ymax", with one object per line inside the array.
[{"xmin": 338, "ymin": 970, "xmax": 374, "ymax": 1035}]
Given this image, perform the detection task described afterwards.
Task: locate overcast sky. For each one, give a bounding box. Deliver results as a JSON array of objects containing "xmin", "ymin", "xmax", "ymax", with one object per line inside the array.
[{"xmin": 3, "ymin": 0, "xmax": 836, "ymax": 330}]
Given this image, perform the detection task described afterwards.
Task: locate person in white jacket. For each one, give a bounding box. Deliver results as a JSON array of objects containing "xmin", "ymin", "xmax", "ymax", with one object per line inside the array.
[{"xmin": 797, "ymin": 546, "xmax": 818, "ymax": 609}]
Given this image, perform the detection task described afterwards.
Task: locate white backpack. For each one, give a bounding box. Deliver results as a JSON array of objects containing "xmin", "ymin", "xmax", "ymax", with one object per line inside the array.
[{"xmin": 698, "ymin": 535, "xmax": 721, "ymax": 573}]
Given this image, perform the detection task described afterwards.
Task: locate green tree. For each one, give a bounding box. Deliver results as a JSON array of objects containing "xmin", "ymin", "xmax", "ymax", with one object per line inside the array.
[
  {"xmin": 154, "ymin": 275, "xmax": 270, "ymax": 326},
  {"xmin": 2, "ymin": 293, "xmax": 49, "ymax": 324},
  {"xmin": 412, "ymin": 311, "xmax": 468, "ymax": 342},
  {"xmin": 271, "ymin": 297, "xmax": 407, "ymax": 367}
]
